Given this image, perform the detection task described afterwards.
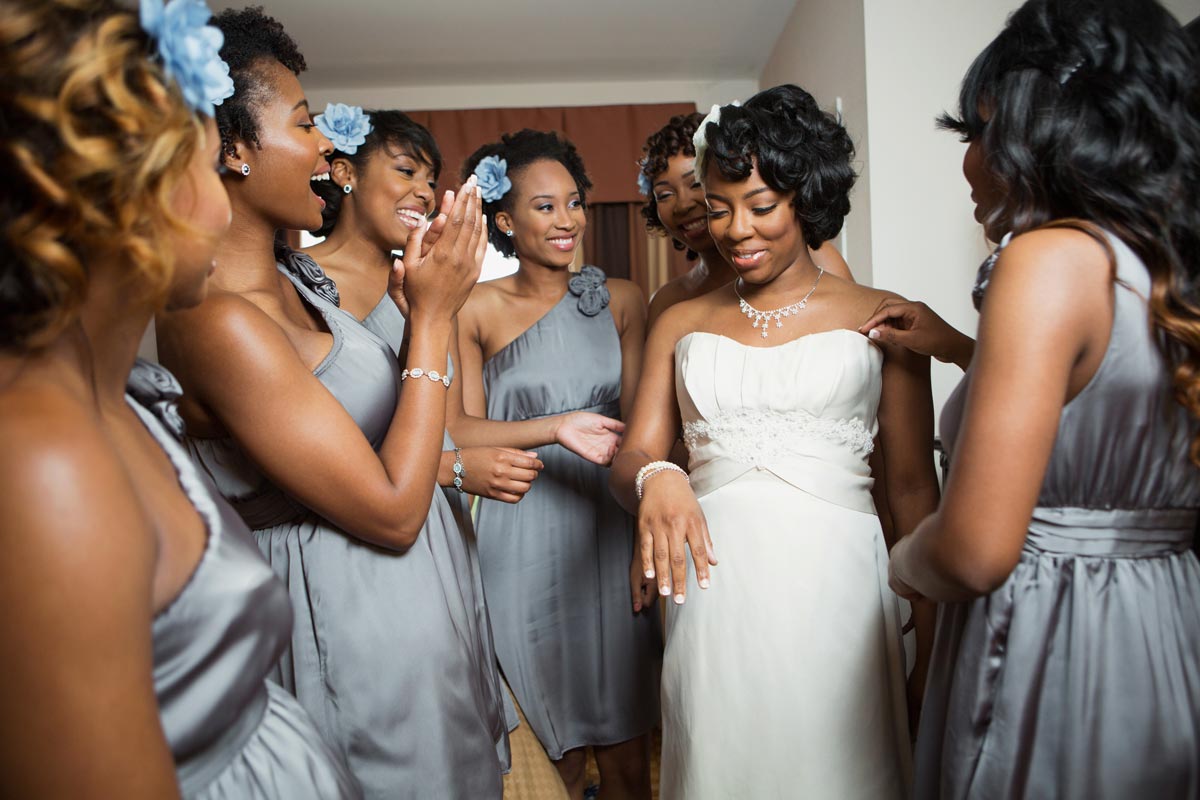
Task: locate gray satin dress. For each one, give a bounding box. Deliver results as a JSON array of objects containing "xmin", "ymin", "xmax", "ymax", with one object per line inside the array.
[
  {"xmin": 353, "ymin": 285, "xmax": 522, "ymax": 743},
  {"xmin": 128, "ymin": 360, "xmax": 358, "ymax": 799},
  {"xmin": 186, "ymin": 253, "xmax": 508, "ymax": 799},
  {"xmin": 474, "ymin": 267, "xmax": 662, "ymax": 759},
  {"xmin": 915, "ymin": 232, "xmax": 1200, "ymax": 798}
]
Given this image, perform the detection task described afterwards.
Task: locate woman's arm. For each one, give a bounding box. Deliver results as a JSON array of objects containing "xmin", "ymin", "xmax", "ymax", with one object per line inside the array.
[
  {"xmin": 161, "ymin": 185, "xmax": 485, "ymax": 551},
  {"xmin": 610, "ymin": 278, "xmax": 648, "ymax": 423},
  {"xmin": 873, "ymin": 317, "xmax": 942, "ymax": 726},
  {"xmin": 610, "ymin": 304, "xmax": 716, "ymax": 605},
  {"xmin": 0, "ymin": 419, "xmax": 180, "ymax": 798},
  {"xmin": 450, "ymin": 292, "xmax": 625, "ymax": 465},
  {"xmin": 889, "ymin": 230, "xmax": 1113, "ymax": 601}
]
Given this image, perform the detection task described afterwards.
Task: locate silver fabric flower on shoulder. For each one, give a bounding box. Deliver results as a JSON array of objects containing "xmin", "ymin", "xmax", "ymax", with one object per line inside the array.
[
  {"xmin": 127, "ymin": 359, "xmax": 187, "ymax": 440},
  {"xmin": 280, "ymin": 248, "xmax": 341, "ymax": 306},
  {"xmin": 568, "ymin": 265, "xmax": 611, "ymax": 317}
]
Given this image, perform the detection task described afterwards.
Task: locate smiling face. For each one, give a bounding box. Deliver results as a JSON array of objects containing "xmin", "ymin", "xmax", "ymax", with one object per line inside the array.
[
  {"xmin": 339, "ymin": 142, "xmax": 436, "ymax": 251},
  {"xmin": 165, "ymin": 116, "xmax": 232, "ymax": 309},
  {"xmin": 225, "ymin": 59, "xmax": 332, "ymax": 231},
  {"xmin": 702, "ymin": 159, "xmax": 806, "ymax": 285},
  {"xmin": 653, "ymin": 152, "xmax": 718, "ymax": 257},
  {"xmin": 499, "ymin": 159, "xmax": 586, "ymax": 269}
]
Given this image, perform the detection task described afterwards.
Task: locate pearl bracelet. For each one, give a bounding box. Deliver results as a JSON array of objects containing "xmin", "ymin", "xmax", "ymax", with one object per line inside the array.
[
  {"xmin": 635, "ymin": 460, "xmax": 689, "ymax": 500},
  {"xmin": 401, "ymin": 367, "xmax": 451, "ymax": 388}
]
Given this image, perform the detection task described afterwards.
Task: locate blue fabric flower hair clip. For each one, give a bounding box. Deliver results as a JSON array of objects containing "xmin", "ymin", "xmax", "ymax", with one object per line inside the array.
[
  {"xmin": 314, "ymin": 103, "xmax": 372, "ymax": 155},
  {"xmin": 636, "ymin": 160, "xmax": 652, "ymax": 197},
  {"xmin": 474, "ymin": 155, "xmax": 512, "ymax": 203},
  {"xmin": 140, "ymin": 0, "xmax": 234, "ymax": 117}
]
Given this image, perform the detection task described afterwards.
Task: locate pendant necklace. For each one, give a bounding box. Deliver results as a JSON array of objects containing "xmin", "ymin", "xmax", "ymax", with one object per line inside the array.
[{"xmin": 734, "ymin": 267, "xmax": 824, "ymax": 339}]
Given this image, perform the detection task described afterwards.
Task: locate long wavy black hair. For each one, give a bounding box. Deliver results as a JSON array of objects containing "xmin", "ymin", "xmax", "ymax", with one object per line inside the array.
[{"xmin": 941, "ymin": 0, "xmax": 1200, "ymax": 461}]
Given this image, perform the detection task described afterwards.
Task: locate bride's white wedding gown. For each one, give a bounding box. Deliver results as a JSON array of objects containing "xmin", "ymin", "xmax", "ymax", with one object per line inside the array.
[{"xmin": 660, "ymin": 329, "xmax": 912, "ymax": 799}]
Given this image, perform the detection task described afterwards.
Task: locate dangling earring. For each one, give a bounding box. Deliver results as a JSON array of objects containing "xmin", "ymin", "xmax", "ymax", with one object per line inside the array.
[
  {"xmin": 343, "ymin": 184, "xmax": 353, "ymax": 195},
  {"xmin": 240, "ymin": 163, "xmax": 250, "ymax": 177},
  {"xmin": 505, "ymin": 229, "xmax": 514, "ymax": 237}
]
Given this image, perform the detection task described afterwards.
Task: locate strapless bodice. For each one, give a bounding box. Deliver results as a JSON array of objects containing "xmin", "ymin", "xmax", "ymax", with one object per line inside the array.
[{"xmin": 675, "ymin": 329, "xmax": 882, "ymax": 513}]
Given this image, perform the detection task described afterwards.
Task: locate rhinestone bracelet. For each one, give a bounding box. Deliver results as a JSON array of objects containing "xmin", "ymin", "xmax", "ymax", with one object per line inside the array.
[
  {"xmin": 635, "ymin": 460, "xmax": 689, "ymax": 500},
  {"xmin": 401, "ymin": 367, "xmax": 451, "ymax": 388},
  {"xmin": 452, "ymin": 447, "xmax": 466, "ymax": 493}
]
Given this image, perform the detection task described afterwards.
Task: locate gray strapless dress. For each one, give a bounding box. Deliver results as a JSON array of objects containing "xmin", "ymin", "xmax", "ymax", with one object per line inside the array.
[
  {"xmin": 186, "ymin": 257, "xmax": 508, "ymax": 799},
  {"xmin": 915, "ymin": 233, "xmax": 1200, "ymax": 798},
  {"xmin": 474, "ymin": 268, "xmax": 661, "ymax": 759},
  {"xmin": 128, "ymin": 360, "xmax": 358, "ymax": 799}
]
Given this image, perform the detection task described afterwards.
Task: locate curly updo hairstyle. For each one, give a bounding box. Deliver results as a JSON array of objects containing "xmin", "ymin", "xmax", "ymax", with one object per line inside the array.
[
  {"xmin": 940, "ymin": 0, "xmax": 1200, "ymax": 460},
  {"xmin": 461, "ymin": 129, "xmax": 592, "ymax": 258},
  {"xmin": 640, "ymin": 111, "xmax": 705, "ymax": 257},
  {"xmin": 313, "ymin": 110, "xmax": 442, "ymax": 238},
  {"xmin": 0, "ymin": 0, "xmax": 203, "ymax": 350},
  {"xmin": 699, "ymin": 84, "xmax": 856, "ymax": 250},
  {"xmin": 211, "ymin": 6, "xmax": 306, "ymax": 159}
]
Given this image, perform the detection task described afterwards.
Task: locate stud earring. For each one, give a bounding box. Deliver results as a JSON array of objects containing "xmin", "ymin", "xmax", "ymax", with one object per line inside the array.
[
  {"xmin": 505, "ymin": 229, "xmax": 514, "ymax": 237},
  {"xmin": 343, "ymin": 184, "xmax": 353, "ymax": 195},
  {"xmin": 240, "ymin": 163, "xmax": 250, "ymax": 177}
]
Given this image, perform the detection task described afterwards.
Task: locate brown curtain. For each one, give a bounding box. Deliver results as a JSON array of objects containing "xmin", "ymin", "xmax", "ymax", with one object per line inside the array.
[{"xmin": 407, "ymin": 102, "xmax": 695, "ymax": 203}]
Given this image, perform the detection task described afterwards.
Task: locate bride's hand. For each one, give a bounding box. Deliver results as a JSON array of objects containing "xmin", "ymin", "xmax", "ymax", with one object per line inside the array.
[{"xmin": 638, "ymin": 471, "xmax": 717, "ymax": 604}]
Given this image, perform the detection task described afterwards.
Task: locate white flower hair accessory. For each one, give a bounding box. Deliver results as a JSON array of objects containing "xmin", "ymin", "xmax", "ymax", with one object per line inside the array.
[
  {"xmin": 314, "ymin": 103, "xmax": 372, "ymax": 155},
  {"xmin": 139, "ymin": 0, "xmax": 234, "ymax": 117},
  {"xmin": 692, "ymin": 100, "xmax": 740, "ymax": 182}
]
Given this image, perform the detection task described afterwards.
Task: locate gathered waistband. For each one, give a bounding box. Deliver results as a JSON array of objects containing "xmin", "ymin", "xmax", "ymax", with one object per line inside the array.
[{"xmin": 1025, "ymin": 506, "xmax": 1197, "ymax": 558}]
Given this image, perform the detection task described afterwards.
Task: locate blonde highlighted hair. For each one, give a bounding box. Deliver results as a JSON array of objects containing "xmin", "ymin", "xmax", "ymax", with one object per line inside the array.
[{"xmin": 0, "ymin": 0, "xmax": 204, "ymax": 350}]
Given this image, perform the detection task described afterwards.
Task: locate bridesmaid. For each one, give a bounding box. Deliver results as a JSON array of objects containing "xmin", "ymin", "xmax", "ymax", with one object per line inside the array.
[
  {"xmin": 640, "ymin": 111, "xmax": 853, "ymax": 329},
  {"xmin": 459, "ymin": 130, "xmax": 661, "ymax": 800},
  {"xmin": 304, "ymin": 106, "xmax": 624, "ymax": 499},
  {"xmin": 883, "ymin": 1, "xmax": 1200, "ymax": 797},
  {"xmin": 155, "ymin": 8, "xmax": 506, "ymax": 799},
  {"xmin": 0, "ymin": 0, "xmax": 355, "ymax": 797}
]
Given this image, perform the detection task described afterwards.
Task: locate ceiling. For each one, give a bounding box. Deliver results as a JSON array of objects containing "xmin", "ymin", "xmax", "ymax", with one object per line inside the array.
[{"xmin": 212, "ymin": 0, "xmax": 798, "ymax": 89}]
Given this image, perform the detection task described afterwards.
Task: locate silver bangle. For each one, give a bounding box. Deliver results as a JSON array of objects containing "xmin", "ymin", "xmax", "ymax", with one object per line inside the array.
[
  {"xmin": 452, "ymin": 447, "xmax": 465, "ymax": 493},
  {"xmin": 635, "ymin": 460, "xmax": 689, "ymax": 500},
  {"xmin": 401, "ymin": 367, "xmax": 451, "ymax": 388}
]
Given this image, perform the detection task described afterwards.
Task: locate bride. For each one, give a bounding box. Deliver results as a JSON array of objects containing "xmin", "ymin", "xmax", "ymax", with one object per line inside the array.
[{"xmin": 610, "ymin": 84, "xmax": 940, "ymax": 799}]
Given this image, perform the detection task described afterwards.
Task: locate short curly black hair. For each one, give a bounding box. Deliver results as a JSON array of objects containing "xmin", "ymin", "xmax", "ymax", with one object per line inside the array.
[
  {"xmin": 639, "ymin": 111, "xmax": 704, "ymax": 258},
  {"xmin": 313, "ymin": 109, "xmax": 442, "ymax": 237},
  {"xmin": 461, "ymin": 129, "xmax": 592, "ymax": 258},
  {"xmin": 702, "ymin": 84, "xmax": 856, "ymax": 248},
  {"xmin": 212, "ymin": 6, "xmax": 306, "ymax": 159}
]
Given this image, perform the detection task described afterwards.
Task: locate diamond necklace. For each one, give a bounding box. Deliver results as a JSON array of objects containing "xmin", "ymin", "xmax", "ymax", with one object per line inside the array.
[{"xmin": 733, "ymin": 267, "xmax": 824, "ymax": 339}]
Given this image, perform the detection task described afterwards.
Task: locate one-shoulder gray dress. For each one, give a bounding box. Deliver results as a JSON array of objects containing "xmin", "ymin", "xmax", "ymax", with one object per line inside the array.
[
  {"xmin": 915, "ymin": 232, "xmax": 1200, "ymax": 798},
  {"xmin": 186, "ymin": 254, "xmax": 508, "ymax": 799},
  {"xmin": 128, "ymin": 360, "xmax": 359, "ymax": 799},
  {"xmin": 474, "ymin": 267, "xmax": 661, "ymax": 760}
]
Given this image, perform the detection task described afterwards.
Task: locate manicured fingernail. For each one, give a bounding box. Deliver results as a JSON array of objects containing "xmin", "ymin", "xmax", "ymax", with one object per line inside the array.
[
  {"xmin": 659, "ymin": 585, "xmax": 670, "ymax": 596},
  {"xmin": 673, "ymin": 593, "xmax": 685, "ymax": 605},
  {"xmin": 699, "ymin": 577, "xmax": 710, "ymax": 589},
  {"xmin": 868, "ymin": 328, "xmax": 881, "ymax": 340},
  {"xmin": 645, "ymin": 570, "xmax": 655, "ymax": 579}
]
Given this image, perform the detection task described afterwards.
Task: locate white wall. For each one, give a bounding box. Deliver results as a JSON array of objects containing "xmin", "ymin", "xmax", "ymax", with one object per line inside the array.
[
  {"xmin": 760, "ymin": 0, "xmax": 872, "ymax": 285},
  {"xmin": 306, "ymin": 78, "xmax": 759, "ymax": 116},
  {"xmin": 861, "ymin": 0, "xmax": 1018, "ymax": 425}
]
